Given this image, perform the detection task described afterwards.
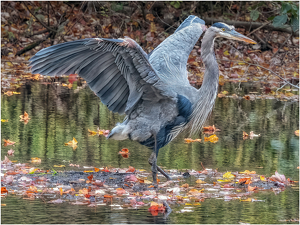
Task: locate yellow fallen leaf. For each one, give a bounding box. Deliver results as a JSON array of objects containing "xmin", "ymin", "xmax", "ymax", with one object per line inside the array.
[
  {"xmin": 65, "ymin": 137, "xmax": 78, "ymax": 150},
  {"xmin": 260, "ymin": 175, "xmax": 266, "ymax": 181},
  {"xmin": 53, "ymin": 165, "xmax": 65, "ymax": 167},
  {"xmin": 223, "ymin": 172, "xmax": 235, "ymax": 179},
  {"xmin": 1, "ymin": 119, "xmax": 8, "ymax": 122},
  {"xmin": 217, "ymin": 179, "xmax": 232, "ymax": 182},
  {"xmin": 240, "ymin": 198, "xmax": 252, "ymax": 202},
  {"xmin": 223, "ymin": 50, "xmax": 230, "ymax": 56},
  {"xmin": 204, "ymin": 134, "xmax": 219, "ymax": 143},
  {"xmin": 88, "ymin": 129, "xmax": 97, "ymax": 136}
]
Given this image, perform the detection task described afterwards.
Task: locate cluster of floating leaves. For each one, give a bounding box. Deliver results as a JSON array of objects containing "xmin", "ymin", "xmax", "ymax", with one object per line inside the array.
[{"xmin": 1, "ymin": 155, "xmax": 298, "ymax": 216}]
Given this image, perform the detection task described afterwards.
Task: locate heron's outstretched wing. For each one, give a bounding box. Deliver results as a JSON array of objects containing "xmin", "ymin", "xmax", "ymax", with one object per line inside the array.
[
  {"xmin": 148, "ymin": 15, "xmax": 205, "ymax": 86},
  {"xmin": 29, "ymin": 38, "xmax": 176, "ymax": 115}
]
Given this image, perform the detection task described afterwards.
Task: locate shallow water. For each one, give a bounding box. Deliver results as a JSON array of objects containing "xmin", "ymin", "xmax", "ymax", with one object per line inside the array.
[{"xmin": 1, "ymin": 81, "xmax": 299, "ymax": 224}]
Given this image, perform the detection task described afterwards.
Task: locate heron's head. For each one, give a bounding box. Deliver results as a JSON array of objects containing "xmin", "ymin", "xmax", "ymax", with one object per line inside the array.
[{"xmin": 210, "ymin": 22, "xmax": 257, "ymax": 44}]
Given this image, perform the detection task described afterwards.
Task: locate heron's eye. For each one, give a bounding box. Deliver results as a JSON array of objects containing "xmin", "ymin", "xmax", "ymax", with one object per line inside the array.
[{"xmin": 221, "ymin": 28, "xmax": 226, "ymax": 32}]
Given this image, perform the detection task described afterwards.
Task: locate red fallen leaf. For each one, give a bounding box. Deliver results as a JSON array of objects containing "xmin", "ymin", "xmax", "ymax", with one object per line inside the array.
[
  {"xmin": 6, "ymin": 171, "xmax": 19, "ymax": 175},
  {"xmin": 119, "ymin": 148, "xmax": 130, "ymax": 158},
  {"xmin": 1, "ymin": 187, "xmax": 8, "ymax": 194},
  {"xmin": 148, "ymin": 205, "xmax": 159, "ymax": 211},
  {"xmin": 68, "ymin": 74, "xmax": 77, "ymax": 84},
  {"xmin": 126, "ymin": 166, "xmax": 135, "ymax": 173},
  {"xmin": 87, "ymin": 174, "xmax": 93, "ymax": 181},
  {"xmin": 104, "ymin": 194, "xmax": 113, "ymax": 198},
  {"xmin": 3, "ymin": 139, "xmax": 16, "ymax": 147},
  {"xmin": 121, "ymin": 154, "xmax": 129, "ymax": 159},
  {"xmin": 120, "ymin": 148, "xmax": 129, "ymax": 153},
  {"xmin": 101, "ymin": 167, "xmax": 110, "ymax": 172},
  {"xmin": 85, "ymin": 194, "xmax": 91, "ymax": 198}
]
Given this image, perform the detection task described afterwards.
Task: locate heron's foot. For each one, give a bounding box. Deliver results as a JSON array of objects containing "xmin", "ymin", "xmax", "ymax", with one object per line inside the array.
[{"xmin": 148, "ymin": 152, "xmax": 172, "ymax": 181}]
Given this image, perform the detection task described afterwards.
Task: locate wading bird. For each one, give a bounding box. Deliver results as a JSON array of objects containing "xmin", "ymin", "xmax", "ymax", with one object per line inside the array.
[{"xmin": 29, "ymin": 16, "xmax": 256, "ymax": 184}]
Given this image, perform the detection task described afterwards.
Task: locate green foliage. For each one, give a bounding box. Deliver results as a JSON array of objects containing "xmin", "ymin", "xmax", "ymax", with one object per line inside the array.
[
  {"xmin": 250, "ymin": 9, "xmax": 260, "ymax": 21},
  {"xmin": 111, "ymin": 2, "xmax": 123, "ymax": 12},
  {"xmin": 170, "ymin": 1, "xmax": 181, "ymax": 9},
  {"xmin": 273, "ymin": 1, "xmax": 299, "ymax": 32},
  {"xmin": 273, "ymin": 14, "xmax": 288, "ymax": 27}
]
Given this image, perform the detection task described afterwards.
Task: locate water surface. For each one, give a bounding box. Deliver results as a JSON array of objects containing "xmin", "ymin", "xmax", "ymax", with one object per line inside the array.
[{"xmin": 1, "ymin": 81, "xmax": 299, "ymax": 224}]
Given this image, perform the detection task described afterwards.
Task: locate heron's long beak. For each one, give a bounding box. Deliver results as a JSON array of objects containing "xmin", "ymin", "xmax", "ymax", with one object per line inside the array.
[{"xmin": 221, "ymin": 30, "xmax": 257, "ymax": 44}]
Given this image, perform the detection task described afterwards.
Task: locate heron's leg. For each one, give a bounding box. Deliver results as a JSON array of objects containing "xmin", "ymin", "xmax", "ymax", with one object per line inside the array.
[{"xmin": 148, "ymin": 134, "xmax": 172, "ymax": 183}]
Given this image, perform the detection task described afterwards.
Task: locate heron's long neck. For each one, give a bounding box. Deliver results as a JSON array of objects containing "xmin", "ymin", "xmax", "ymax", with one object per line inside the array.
[{"xmin": 188, "ymin": 30, "xmax": 219, "ymax": 134}]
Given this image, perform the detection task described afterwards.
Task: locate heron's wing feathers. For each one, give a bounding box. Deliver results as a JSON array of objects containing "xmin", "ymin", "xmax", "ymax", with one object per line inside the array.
[
  {"xmin": 29, "ymin": 38, "xmax": 175, "ymax": 115},
  {"xmin": 148, "ymin": 15, "xmax": 205, "ymax": 86}
]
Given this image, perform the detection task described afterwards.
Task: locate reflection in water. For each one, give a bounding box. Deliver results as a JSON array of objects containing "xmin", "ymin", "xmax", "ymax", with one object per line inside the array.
[{"xmin": 1, "ymin": 82, "xmax": 299, "ymax": 224}]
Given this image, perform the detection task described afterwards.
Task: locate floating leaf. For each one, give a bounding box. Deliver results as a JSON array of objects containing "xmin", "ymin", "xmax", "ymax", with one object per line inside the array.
[
  {"xmin": 65, "ymin": 137, "xmax": 78, "ymax": 150},
  {"xmin": 19, "ymin": 112, "xmax": 31, "ymax": 124},
  {"xmin": 31, "ymin": 157, "xmax": 41, "ymax": 163},
  {"xmin": 1, "ymin": 119, "xmax": 8, "ymax": 122},
  {"xmin": 196, "ymin": 179, "xmax": 206, "ymax": 184},
  {"xmin": 239, "ymin": 178, "xmax": 251, "ymax": 184},
  {"xmin": 53, "ymin": 165, "xmax": 65, "ymax": 167},
  {"xmin": 1, "ymin": 187, "xmax": 8, "ymax": 194},
  {"xmin": 184, "ymin": 138, "xmax": 201, "ymax": 143},
  {"xmin": 295, "ymin": 130, "xmax": 299, "ymax": 136},
  {"xmin": 3, "ymin": 139, "xmax": 16, "ymax": 147},
  {"xmin": 239, "ymin": 170, "xmax": 256, "ymax": 175},
  {"xmin": 88, "ymin": 129, "xmax": 97, "ymax": 136},
  {"xmin": 223, "ymin": 172, "xmax": 235, "ymax": 179},
  {"xmin": 204, "ymin": 134, "xmax": 219, "ymax": 143},
  {"xmin": 126, "ymin": 166, "xmax": 135, "ymax": 173}
]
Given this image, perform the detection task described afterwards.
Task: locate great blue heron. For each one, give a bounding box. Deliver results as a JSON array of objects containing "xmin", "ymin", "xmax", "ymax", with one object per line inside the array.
[{"xmin": 29, "ymin": 15, "xmax": 256, "ymax": 184}]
